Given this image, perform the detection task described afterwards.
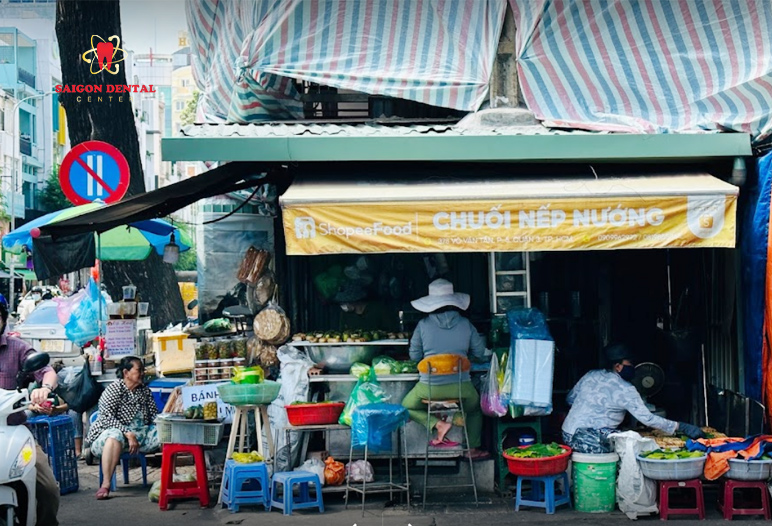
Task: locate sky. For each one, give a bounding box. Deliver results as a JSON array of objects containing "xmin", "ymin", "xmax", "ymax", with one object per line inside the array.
[{"xmin": 120, "ymin": 0, "xmax": 188, "ymax": 55}]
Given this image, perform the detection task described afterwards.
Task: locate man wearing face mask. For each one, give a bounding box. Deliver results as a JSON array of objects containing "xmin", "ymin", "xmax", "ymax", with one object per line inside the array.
[{"xmin": 561, "ymin": 343, "xmax": 704, "ymax": 454}]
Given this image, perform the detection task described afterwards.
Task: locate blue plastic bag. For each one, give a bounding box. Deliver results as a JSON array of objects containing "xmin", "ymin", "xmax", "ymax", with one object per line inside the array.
[
  {"xmin": 506, "ymin": 308, "xmax": 553, "ymax": 341},
  {"xmin": 351, "ymin": 403, "xmax": 408, "ymax": 453},
  {"xmin": 64, "ymin": 278, "xmax": 107, "ymax": 346}
]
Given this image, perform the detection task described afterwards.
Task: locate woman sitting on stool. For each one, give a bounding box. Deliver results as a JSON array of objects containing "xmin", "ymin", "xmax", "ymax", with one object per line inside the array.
[{"xmin": 86, "ymin": 356, "xmax": 160, "ymax": 500}]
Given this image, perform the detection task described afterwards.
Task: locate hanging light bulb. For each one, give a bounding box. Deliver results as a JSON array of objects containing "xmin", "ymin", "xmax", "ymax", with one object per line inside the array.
[{"xmin": 163, "ymin": 232, "xmax": 180, "ymax": 264}]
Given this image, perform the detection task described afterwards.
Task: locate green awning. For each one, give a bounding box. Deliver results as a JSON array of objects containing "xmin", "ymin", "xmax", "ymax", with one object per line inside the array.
[
  {"xmin": 15, "ymin": 270, "xmax": 37, "ymax": 281},
  {"xmin": 162, "ymin": 123, "xmax": 752, "ymax": 162}
]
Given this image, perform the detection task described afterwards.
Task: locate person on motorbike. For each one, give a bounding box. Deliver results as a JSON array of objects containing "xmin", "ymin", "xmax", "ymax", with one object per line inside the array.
[{"xmin": 0, "ymin": 293, "xmax": 60, "ymax": 526}]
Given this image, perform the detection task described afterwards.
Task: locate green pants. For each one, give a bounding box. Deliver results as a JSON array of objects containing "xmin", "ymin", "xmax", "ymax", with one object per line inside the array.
[{"xmin": 401, "ymin": 381, "xmax": 482, "ymax": 449}]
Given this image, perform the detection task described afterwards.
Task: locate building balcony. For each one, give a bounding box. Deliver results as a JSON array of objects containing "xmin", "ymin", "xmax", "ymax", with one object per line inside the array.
[
  {"xmin": 17, "ymin": 67, "xmax": 35, "ymax": 89},
  {"xmin": 19, "ymin": 136, "xmax": 31, "ymax": 156}
]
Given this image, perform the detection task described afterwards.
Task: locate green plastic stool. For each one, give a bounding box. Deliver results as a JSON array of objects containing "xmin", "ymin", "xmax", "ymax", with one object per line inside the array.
[{"xmin": 495, "ymin": 417, "xmax": 542, "ymax": 493}]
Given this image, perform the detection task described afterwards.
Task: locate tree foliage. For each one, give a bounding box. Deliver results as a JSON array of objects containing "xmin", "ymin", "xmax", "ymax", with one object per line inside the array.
[
  {"xmin": 179, "ymin": 90, "xmax": 201, "ymax": 128},
  {"xmin": 37, "ymin": 165, "xmax": 71, "ymax": 213},
  {"xmin": 173, "ymin": 221, "xmax": 197, "ymax": 272}
]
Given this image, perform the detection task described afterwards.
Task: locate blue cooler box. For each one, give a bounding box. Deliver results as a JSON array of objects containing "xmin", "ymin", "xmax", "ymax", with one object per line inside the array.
[{"xmin": 148, "ymin": 378, "xmax": 189, "ymax": 412}]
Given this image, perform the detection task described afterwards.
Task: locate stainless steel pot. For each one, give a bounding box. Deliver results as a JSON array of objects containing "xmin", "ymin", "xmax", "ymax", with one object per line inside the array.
[{"xmin": 304, "ymin": 345, "xmax": 382, "ymax": 373}]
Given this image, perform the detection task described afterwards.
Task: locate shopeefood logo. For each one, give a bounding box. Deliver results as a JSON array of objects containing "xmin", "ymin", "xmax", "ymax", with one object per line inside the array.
[{"xmin": 55, "ymin": 35, "xmax": 156, "ymax": 102}]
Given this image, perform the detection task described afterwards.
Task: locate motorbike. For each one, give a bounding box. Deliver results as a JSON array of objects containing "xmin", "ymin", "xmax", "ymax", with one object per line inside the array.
[{"xmin": 0, "ymin": 352, "xmax": 51, "ymax": 526}]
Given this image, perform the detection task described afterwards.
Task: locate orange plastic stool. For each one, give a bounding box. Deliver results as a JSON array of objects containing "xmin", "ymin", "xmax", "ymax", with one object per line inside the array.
[
  {"xmin": 658, "ymin": 479, "xmax": 705, "ymax": 520},
  {"xmin": 159, "ymin": 443, "xmax": 210, "ymax": 510},
  {"xmin": 718, "ymin": 479, "xmax": 771, "ymax": 520}
]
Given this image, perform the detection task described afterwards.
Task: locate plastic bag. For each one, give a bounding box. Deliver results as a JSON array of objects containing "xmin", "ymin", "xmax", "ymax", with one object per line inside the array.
[
  {"xmin": 63, "ymin": 278, "xmax": 106, "ymax": 346},
  {"xmin": 254, "ymin": 303, "xmax": 290, "ymax": 345},
  {"xmin": 323, "ymin": 456, "xmax": 345, "ymax": 486},
  {"xmin": 237, "ymin": 246, "xmax": 271, "ymax": 284},
  {"xmin": 247, "ymin": 337, "xmax": 279, "ymax": 368},
  {"xmin": 253, "ymin": 269, "xmax": 276, "ymax": 308},
  {"xmin": 351, "ymin": 403, "xmax": 408, "ymax": 453},
  {"xmin": 349, "ymin": 363, "xmax": 371, "ymax": 378},
  {"xmin": 313, "ymin": 265, "xmax": 345, "ymax": 300},
  {"xmin": 297, "ymin": 458, "xmax": 325, "ymax": 485},
  {"xmin": 232, "ymin": 366, "xmax": 264, "ymax": 384},
  {"xmin": 372, "ymin": 355, "xmax": 398, "ymax": 376},
  {"xmin": 609, "ymin": 431, "xmax": 659, "ymax": 519},
  {"xmin": 54, "ymin": 287, "xmax": 87, "ymax": 326},
  {"xmin": 481, "ymin": 355, "xmax": 506, "ymax": 417},
  {"xmin": 339, "ymin": 368, "xmax": 390, "ymax": 426},
  {"xmin": 346, "ymin": 460, "xmax": 374, "ymax": 483},
  {"xmin": 148, "ymin": 480, "xmax": 161, "ymax": 502},
  {"xmin": 54, "ymin": 356, "xmax": 103, "ymax": 413},
  {"xmin": 202, "ymin": 318, "xmax": 232, "ymax": 333},
  {"xmin": 507, "ymin": 308, "xmax": 553, "ymax": 341},
  {"xmin": 509, "ymin": 339, "xmax": 554, "ymax": 414}
]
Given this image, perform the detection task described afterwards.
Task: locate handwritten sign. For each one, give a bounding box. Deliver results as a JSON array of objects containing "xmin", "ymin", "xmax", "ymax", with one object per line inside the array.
[
  {"xmin": 105, "ymin": 319, "xmax": 136, "ymax": 358},
  {"xmin": 181, "ymin": 383, "xmax": 234, "ymax": 423}
]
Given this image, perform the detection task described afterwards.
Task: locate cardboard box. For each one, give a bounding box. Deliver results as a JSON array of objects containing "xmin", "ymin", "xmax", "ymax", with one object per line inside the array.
[{"xmin": 153, "ymin": 332, "xmax": 195, "ymax": 375}]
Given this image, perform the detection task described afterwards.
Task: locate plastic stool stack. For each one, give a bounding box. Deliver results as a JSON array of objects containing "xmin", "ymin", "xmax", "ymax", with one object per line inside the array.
[
  {"xmin": 270, "ymin": 471, "xmax": 324, "ymax": 515},
  {"xmin": 221, "ymin": 459, "xmax": 270, "ymax": 513},
  {"xmin": 658, "ymin": 479, "xmax": 705, "ymax": 520},
  {"xmin": 718, "ymin": 479, "xmax": 771, "ymax": 520},
  {"xmin": 515, "ymin": 473, "xmax": 571, "ymax": 514},
  {"xmin": 159, "ymin": 443, "xmax": 210, "ymax": 510}
]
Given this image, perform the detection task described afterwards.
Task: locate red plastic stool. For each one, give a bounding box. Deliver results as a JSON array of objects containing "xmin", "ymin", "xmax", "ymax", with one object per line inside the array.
[
  {"xmin": 159, "ymin": 443, "xmax": 210, "ymax": 510},
  {"xmin": 718, "ymin": 479, "xmax": 771, "ymax": 520},
  {"xmin": 658, "ymin": 479, "xmax": 705, "ymax": 520}
]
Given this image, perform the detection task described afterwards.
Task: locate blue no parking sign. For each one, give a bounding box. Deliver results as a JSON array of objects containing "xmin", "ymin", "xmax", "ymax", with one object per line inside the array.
[{"xmin": 59, "ymin": 140, "xmax": 130, "ymax": 205}]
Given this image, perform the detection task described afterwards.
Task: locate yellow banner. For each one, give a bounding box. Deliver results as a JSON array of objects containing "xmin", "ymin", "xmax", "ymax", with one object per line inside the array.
[{"xmin": 283, "ymin": 195, "xmax": 737, "ymax": 255}]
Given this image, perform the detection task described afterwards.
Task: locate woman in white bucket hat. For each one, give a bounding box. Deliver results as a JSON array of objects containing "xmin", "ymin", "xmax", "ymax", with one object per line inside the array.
[{"xmin": 401, "ymin": 279, "xmax": 489, "ymax": 460}]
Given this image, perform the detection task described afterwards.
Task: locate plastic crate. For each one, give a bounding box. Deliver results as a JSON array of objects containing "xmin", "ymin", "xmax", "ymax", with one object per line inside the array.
[
  {"xmin": 285, "ymin": 403, "xmax": 345, "ymax": 426},
  {"xmin": 502, "ymin": 445, "xmax": 572, "ymax": 476},
  {"xmin": 637, "ymin": 454, "xmax": 706, "ymax": 481},
  {"xmin": 148, "ymin": 378, "xmax": 188, "ymax": 412},
  {"xmin": 217, "ymin": 381, "xmax": 281, "ymax": 406},
  {"xmin": 26, "ymin": 415, "xmax": 79, "ymax": 495},
  {"xmin": 155, "ymin": 417, "xmax": 224, "ymax": 446}
]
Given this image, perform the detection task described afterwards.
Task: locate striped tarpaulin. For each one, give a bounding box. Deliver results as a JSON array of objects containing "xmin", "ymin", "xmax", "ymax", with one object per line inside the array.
[
  {"xmin": 510, "ymin": 0, "xmax": 772, "ymax": 143},
  {"xmin": 186, "ymin": 0, "xmax": 507, "ymax": 123}
]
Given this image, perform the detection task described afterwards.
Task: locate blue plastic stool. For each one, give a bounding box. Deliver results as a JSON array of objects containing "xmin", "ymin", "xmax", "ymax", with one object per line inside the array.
[
  {"xmin": 270, "ymin": 471, "xmax": 324, "ymax": 515},
  {"xmin": 90, "ymin": 412, "xmax": 148, "ymax": 490},
  {"xmin": 515, "ymin": 472, "xmax": 571, "ymax": 514},
  {"xmin": 221, "ymin": 460, "xmax": 271, "ymax": 513}
]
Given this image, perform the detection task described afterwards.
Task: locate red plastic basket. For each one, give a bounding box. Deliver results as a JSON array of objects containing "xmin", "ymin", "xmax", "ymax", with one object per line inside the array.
[
  {"xmin": 285, "ymin": 402, "xmax": 345, "ymax": 426},
  {"xmin": 502, "ymin": 445, "xmax": 572, "ymax": 476}
]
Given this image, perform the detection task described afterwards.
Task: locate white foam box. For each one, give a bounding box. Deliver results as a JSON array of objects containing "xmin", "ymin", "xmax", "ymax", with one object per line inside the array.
[{"xmin": 153, "ymin": 332, "xmax": 196, "ymax": 374}]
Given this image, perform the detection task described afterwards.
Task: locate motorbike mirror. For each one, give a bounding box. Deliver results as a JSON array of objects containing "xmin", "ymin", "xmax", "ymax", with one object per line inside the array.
[{"xmin": 21, "ymin": 352, "xmax": 50, "ymax": 373}]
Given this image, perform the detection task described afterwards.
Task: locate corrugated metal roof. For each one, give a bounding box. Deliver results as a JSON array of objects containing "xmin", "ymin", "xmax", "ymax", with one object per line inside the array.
[
  {"xmin": 181, "ymin": 121, "xmax": 673, "ymax": 139},
  {"xmin": 165, "ymin": 122, "xmax": 751, "ymax": 162}
]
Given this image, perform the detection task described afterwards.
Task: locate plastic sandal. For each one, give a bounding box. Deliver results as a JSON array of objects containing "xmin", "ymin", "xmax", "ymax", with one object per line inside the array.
[
  {"xmin": 430, "ymin": 438, "xmax": 461, "ymax": 448},
  {"xmin": 95, "ymin": 487, "xmax": 110, "ymax": 500}
]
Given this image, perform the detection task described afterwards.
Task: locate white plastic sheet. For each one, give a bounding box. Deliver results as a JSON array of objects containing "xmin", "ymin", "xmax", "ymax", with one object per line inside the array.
[
  {"xmin": 266, "ymin": 345, "xmax": 314, "ymax": 471},
  {"xmin": 510, "ymin": 339, "xmax": 554, "ymax": 413},
  {"xmin": 609, "ymin": 431, "xmax": 659, "ymax": 519}
]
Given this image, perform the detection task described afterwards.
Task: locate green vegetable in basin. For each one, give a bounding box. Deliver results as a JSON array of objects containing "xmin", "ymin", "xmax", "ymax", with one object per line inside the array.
[
  {"xmin": 641, "ymin": 449, "xmax": 705, "ymax": 460},
  {"xmin": 504, "ymin": 442, "xmax": 565, "ymax": 459}
]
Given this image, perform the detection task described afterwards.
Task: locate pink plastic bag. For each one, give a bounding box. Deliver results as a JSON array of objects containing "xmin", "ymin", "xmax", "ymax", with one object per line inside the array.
[
  {"xmin": 481, "ymin": 355, "xmax": 507, "ymax": 417},
  {"xmin": 54, "ymin": 287, "xmax": 87, "ymax": 326}
]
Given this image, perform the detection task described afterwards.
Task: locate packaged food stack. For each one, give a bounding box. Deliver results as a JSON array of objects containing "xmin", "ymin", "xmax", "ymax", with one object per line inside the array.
[{"xmin": 193, "ymin": 338, "xmax": 239, "ymax": 384}]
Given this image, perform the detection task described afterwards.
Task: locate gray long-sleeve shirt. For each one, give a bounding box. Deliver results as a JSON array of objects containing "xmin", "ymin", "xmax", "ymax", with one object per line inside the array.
[
  {"xmin": 562, "ymin": 369, "xmax": 678, "ymax": 436},
  {"xmin": 409, "ymin": 311, "xmax": 486, "ymax": 385}
]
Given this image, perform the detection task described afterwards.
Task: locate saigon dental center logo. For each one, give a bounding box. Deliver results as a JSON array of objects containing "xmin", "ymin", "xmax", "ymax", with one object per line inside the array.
[{"xmin": 55, "ymin": 35, "xmax": 157, "ymax": 102}]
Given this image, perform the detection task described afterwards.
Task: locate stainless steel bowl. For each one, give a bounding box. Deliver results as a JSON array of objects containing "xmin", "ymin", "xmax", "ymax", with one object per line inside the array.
[{"xmin": 304, "ymin": 345, "xmax": 383, "ymax": 373}]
